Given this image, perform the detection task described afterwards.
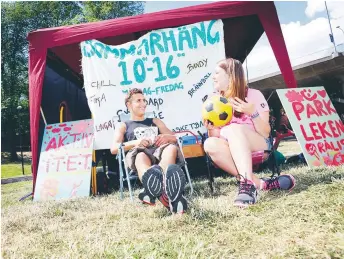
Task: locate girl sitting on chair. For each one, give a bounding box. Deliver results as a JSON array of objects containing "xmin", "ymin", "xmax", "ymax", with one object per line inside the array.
[{"xmin": 204, "ymin": 57, "xmax": 295, "ymax": 207}]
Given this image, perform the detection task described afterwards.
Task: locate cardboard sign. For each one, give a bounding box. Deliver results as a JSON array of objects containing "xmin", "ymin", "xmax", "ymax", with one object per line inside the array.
[
  {"xmin": 277, "ymin": 87, "xmax": 344, "ymax": 167},
  {"xmin": 80, "ymin": 19, "xmax": 226, "ymax": 149},
  {"xmin": 34, "ymin": 120, "xmax": 94, "ymax": 201}
]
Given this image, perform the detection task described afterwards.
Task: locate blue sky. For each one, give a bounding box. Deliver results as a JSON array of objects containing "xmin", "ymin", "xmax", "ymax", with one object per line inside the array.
[
  {"xmin": 145, "ymin": 1, "xmax": 320, "ymax": 24},
  {"xmin": 145, "ymin": 1, "xmax": 329, "ymax": 25},
  {"xmin": 144, "ymin": 1, "xmax": 344, "ymax": 79}
]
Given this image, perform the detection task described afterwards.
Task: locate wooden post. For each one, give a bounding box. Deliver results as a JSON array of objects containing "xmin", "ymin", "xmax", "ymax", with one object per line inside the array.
[{"xmin": 91, "ymin": 114, "xmax": 97, "ymax": 195}]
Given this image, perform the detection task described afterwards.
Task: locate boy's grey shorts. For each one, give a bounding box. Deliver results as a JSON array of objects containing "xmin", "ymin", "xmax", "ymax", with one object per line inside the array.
[{"xmin": 125, "ymin": 143, "xmax": 184, "ymax": 172}]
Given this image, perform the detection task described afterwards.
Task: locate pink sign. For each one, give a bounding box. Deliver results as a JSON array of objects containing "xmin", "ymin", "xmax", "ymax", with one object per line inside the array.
[
  {"xmin": 34, "ymin": 119, "xmax": 94, "ymax": 201},
  {"xmin": 277, "ymin": 87, "xmax": 344, "ymax": 167}
]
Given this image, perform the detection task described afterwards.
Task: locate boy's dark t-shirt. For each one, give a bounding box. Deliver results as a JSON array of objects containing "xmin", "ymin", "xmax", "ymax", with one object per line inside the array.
[{"xmin": 123, "ymin": 118, "xmax": 160, "ymax": 142}]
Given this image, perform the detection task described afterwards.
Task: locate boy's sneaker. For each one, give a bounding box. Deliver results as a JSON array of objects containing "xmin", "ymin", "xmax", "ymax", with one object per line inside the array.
[
  {"xmin": 262, "ymin": 174, "xmax": 296, "ymax": 191},
  {"xmin": 165, "ymin": 164, "xmax": 186, "ymax": 203},
  {"xmin": 234, "ymin": 179, "xmax": 258, "ymax": 208},
  {"xmin": 171, "ymin": 195, "xmax": 188, "ymax": 214},
  {"xmin": 164, "ymin": 164, "xmax": 187, "ymax": 213},
  {"xmin": 139, "ymin": 165, "xmax": 163, "ymax": 205},
  {"xmin": 138, "ymin": 189, "xmax": 156, "ymax": 205},
  {"xmin": 158, "ymin": 190, "xmax": 188, "ymax": 214},
  {"xmin": 158, "ymin": 191, "xmax": 170, "ymax": 208}
]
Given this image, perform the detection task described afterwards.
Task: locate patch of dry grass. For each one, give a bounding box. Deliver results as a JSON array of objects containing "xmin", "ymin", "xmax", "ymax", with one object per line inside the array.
[
  {"xmin": 1, "ymin": 181, "xmax": 32, "ymax": 208},
  {"xmin": 1, "ymin": 165, "xmax": 344, "ymax": 258}
]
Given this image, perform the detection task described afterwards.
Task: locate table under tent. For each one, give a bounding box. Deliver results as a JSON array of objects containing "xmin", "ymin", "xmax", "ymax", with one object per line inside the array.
[{"xmin": 27, "ymin": 1, "xmax": 296, "ymax": 196}]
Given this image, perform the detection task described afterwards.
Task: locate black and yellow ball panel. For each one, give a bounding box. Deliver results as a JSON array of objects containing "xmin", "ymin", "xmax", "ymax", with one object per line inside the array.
[{"xmin": 202, "ymin": 95, "xmax": 233, "ymax": 127}]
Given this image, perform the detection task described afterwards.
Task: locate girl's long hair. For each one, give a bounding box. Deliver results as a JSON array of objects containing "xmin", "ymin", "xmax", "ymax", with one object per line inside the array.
[{"xmin": 218, "ymin": 58, "xmax": 247, "ymax": 118}]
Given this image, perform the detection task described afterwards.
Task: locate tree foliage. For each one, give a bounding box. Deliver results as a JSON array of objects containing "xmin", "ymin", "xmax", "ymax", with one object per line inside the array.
[
  {"xmin": 72, "ymin": 1, "xmax": 144, "ymax": 23},
  {"xmin": 1, "ymin": 1, "xmax": 145, "ymax": 161}
]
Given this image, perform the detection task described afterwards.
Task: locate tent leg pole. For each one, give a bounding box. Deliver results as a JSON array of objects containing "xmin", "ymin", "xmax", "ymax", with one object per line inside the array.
[{"xmin": 19, "ymin": 192, "xmax": 33, "ymax": 202}]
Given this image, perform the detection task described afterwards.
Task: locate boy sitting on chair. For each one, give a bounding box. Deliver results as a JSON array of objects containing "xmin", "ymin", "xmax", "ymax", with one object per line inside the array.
[{"xmin": 110, "ymin": 88, "xmax": 187, "ymax": 214}]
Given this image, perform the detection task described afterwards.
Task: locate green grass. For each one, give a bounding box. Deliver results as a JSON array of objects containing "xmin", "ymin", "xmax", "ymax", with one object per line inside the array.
[
  {"xmin": 1, "ymin": 163, "xmax": 31, "ymax": 179},
  {"xmin": 1, "ymin": 152, "xmax": 32, "ymax": 179},
  {"xmin": 1, "ymin": 181, "xmax": 33, "ymax": 208},
  {"xmin": 1, "ymin": 164, "xmax": 344, "ymax": 258}
]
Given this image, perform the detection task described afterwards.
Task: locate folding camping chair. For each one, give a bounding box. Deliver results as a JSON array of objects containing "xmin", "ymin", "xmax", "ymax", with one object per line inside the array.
[{"xmin": 113, "ymin": 111, "xmax": 194, "ymax": 201}]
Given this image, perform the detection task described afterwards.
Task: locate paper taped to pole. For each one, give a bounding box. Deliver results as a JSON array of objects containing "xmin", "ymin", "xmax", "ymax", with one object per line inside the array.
[{"xmin": 81, "ymin": 19, "xmax": 226, "ymax": 150}]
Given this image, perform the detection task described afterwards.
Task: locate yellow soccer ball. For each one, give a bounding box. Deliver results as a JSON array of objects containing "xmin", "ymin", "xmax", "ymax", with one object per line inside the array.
[{"xmin": 202, "ymin": 95, "xmax": 233, "ymax": 127}]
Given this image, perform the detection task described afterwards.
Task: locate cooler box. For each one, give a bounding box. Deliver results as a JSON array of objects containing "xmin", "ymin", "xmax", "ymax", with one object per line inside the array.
[
  {"xmin": 180, "ymin": 135, "xmax": 205, "ymax": 158},
  {"xmin": 182, "ymin": 135, "xmax": 203, "ymax": 145}
]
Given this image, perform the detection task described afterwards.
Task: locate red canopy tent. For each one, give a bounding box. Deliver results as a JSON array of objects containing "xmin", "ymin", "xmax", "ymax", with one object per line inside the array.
[{"xmin": 27, "ymin": 1, "xmax": 296, "ymax": 192}]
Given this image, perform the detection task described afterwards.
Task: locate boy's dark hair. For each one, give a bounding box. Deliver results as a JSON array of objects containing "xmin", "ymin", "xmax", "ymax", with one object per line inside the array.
[{"xmin": 125, "ymin": 88, "xmax": 143, "ymax": 107}]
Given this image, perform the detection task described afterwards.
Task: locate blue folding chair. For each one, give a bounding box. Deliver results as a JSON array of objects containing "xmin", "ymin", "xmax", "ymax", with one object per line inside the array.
[{"xmin": 112, "ymin": 111, "xmax": 194, "ymax": 201}]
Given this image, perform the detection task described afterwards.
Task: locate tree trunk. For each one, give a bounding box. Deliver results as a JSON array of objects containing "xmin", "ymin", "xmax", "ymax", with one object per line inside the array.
[
  {"xmin": 10, "ymin": 144, "xmax": 18, "ymax": 162},
  {"xmin": 9, "ymin": 116, "xmax": 18, "ymax": 162},
  {"xmin": 8, "ymin": 25, "xmax": 20, "ymax": 162}
]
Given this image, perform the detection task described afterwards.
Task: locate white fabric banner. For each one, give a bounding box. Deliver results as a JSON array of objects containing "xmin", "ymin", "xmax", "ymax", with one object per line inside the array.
[{"xmin": 81, "ymin": 19, "xmax": 226, "ymax": 150}]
